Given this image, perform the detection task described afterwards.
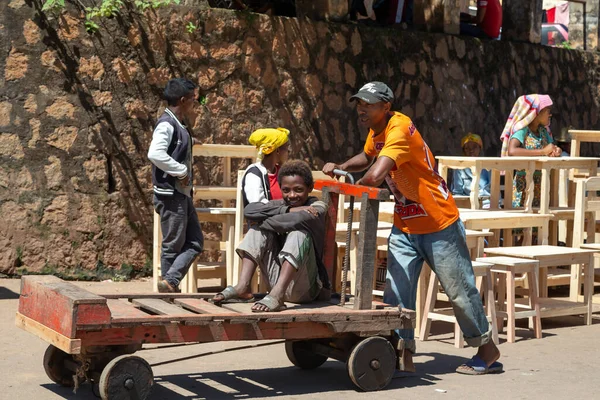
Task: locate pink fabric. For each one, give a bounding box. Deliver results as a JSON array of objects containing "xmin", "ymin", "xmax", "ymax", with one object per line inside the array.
[
  {"xmin": 555, "ymin": 2, "xmax": 569, "ymax": 26},
  {"xmin": 499, "ymin": 94, "xmax": 554, "ymax": 158}
]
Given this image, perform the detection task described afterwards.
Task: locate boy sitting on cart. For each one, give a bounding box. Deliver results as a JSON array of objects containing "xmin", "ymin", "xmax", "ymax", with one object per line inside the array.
[{"xmin": 212, "ymin": 160, "xmax": 331, "ymax": 312}]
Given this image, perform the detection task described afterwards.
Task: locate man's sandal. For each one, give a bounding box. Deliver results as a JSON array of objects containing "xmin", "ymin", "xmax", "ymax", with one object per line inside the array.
[
  {"xmin": 456, "ymin": 355, "xmax": 503, "ymax": 375},
  {"xmin": 211, "ymin": 286, "xmax": 255, "ymax": 305},
  {"xmin": 251, "ymin": 294, "xmax": 287, "ymax": 313}
]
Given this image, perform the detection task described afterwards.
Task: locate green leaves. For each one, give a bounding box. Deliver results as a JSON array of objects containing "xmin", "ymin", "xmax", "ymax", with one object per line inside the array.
[
  {"xmin": 41, "ymin": 0, "xmax": 65, "ymax": 14},
  {"xmin": 135, "ymin": 0, "xmax": 180, "ymax": 11},
  {"xmin": 186, "ymin": 21, "xmax": 197, "ymax": 34}
]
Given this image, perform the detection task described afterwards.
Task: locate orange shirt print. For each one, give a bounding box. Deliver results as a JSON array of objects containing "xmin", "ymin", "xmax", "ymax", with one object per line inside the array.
[{"xmin": 364, "ymin": 112, "xmax": 459, "ymax": 234}]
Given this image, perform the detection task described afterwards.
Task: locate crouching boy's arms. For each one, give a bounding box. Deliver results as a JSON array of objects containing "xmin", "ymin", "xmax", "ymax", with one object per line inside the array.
[{"xmin": 260, "ymin": 199, "xmax": 326, "ymax": 234}]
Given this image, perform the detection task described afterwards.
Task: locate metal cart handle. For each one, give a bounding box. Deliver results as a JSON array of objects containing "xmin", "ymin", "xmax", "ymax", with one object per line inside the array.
[{"xmin": 332, "ymin": 169, "xmax": 355, "ymax": 185}]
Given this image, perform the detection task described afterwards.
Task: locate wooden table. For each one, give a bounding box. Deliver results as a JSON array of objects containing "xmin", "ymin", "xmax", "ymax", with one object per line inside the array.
[
  {"xmin": 459, "ymin": 210, "xmax": 553, "ymax": 246},
  {"xmin": 437, "ymin": 156, "xmax": 600, "ymax": 211},
  {"xmin": 569, "ymin": 130, "xmax": 600, "ymax": 159},
  {"xmin": 437, "ymin": 156, "xmax": 537, "ymax": 211},
  {"xmin": 484, "ymin": 245, "xmax": 596, "ymax": 325}
]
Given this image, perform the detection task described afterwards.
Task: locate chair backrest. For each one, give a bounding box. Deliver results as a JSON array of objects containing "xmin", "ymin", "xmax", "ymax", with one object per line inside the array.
[{"xmin": 573, "ymin": 177, "xmax": 600, "ymax": 247}]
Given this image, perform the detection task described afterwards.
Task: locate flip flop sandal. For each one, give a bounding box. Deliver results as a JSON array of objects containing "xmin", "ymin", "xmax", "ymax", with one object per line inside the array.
[
  {"xmin": 456, "ymin": 355, "xmax": 503, "ymax": 375},
  {"xmin": 211, "ymin": 286, "xmax": 255, "ymax": 304},
  {"xmin": 252, "ymin": 294, "xmax": 287, "ymax": 313}
]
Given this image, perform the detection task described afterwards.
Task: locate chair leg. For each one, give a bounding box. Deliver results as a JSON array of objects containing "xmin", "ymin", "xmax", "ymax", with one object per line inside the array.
[
  {"xmin": 584, "ymin": 256, "xmax": 594, "ymax": 325},
  {"xmin": 485, "ymin": 271, "xmax": 499, "ymax": 345},
  {"xmin": 495, "ymin": 272, "xmax": 506, "ymax": 333},
  {"xmin": 527, "ymin": 269, "xmax": 542, "ymax": 339},
  {"xmin": 506, "ymin": 271, "xmax": 516, "ymax": 344},
  {"xmin": 570, "ymin": 263, "xmax": 582, "ymax": 302},
  {"xmin": 454, "ymin": 322, "xmax": 464, "ymax": 349},
  {"xmin": 419, "ymin": 274, "xmax": 439, "ymax": 342}
]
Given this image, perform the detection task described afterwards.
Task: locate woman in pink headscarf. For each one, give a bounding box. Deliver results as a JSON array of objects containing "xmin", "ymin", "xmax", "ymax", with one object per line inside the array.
[{"xmin": 500, "ymin": 94, "xmax": 562, "ymax": 208}]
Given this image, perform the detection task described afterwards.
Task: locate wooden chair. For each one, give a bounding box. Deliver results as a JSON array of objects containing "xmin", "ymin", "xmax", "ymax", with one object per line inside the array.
[
  {"xmin": 478, "ymin": 256, "xmax": 541, "ymax": 344},
  {"xmin": 419, "ymin": 261, "xmax": 499, "ymax": 348},
  {"xmin": 572, "ymin": 176, "xmax": 600, "ymax": 301}
]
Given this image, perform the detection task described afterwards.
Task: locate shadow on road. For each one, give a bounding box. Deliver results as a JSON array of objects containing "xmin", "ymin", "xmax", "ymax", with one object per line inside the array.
[
  {"xmin": 0, "ymin": 286, "xmax": 19, "ymax": 300},
  {"xmin": 41, "ymin": 352, "xmax": 469, "ymax": 399}
]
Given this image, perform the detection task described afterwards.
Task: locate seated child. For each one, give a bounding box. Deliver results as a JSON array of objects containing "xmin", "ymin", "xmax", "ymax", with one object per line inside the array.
[
  {"xmin": 500, "ymin": 94, "xmax": 561, "ymax": 208},
  {"xmin": 450, "ymin": 133, "xmax": 491, "ymax": 209},
  {"xmin": 212, "ymin": 160, "xmax": 330, "ymax": 312}
]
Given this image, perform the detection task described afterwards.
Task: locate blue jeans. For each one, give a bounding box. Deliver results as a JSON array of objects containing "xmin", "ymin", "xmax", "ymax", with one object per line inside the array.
[
  {"xmin": 154, "ymin": 192, "xmax": 204, "ymax": 287},
  {"xmin": 383, "ymin": 220, "xmax": 491, "ymax": 353}
]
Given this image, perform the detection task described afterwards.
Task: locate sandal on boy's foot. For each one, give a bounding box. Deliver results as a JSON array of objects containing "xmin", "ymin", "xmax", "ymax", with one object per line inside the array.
[
  {"xmin": 157, "ymin": 280, "xmax": 180, "ymax": 293},
  {"xmin": 251, "ymin": 294, "xmax": 287, "ymax": 313},
  {"xmin": 211, "ymin": 286, "xmax": 255, "ymax": 305},
  {"xmin": 456, "ymin": 355, "xmax": 503, "ymax": 375}
]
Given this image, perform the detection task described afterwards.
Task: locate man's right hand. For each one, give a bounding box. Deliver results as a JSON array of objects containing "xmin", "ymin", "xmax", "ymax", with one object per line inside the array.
[{"xmin": 322, "ymin": 163, "xmax": 341, "ymax": 178}]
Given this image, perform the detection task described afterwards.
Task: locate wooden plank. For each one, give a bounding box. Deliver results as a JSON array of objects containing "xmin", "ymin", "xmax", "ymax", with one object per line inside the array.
[
  {"xmin": 193, "ymin": 144, "xmax": 257, "ymax": 158},
  {"xmin": 175, "ymin": 298, "xmax": 237, "ymax": 315},
  {"xmin": 132, "ymin": 299, "xmax": 196, "ymax": 316},
  {"xmin": 153, "ymin": 210, "xmax": 161, "ymax": 292},
  {"xmin": 15, "ymin": 312, "xmax": 82, "ymax": 354},
  {"xmin": 78, "ymin": 321, "xmax": 335, "ymax": 345},
  {"xmin": 354, "ymin": 195, "xmax": 379, "ymax": 310},
  {"xmin": 232, "ymin": 170, "xmax": 246, "ymax": 286},
  {"xmin": 314, "ymin": 180, "xmax": 390, "ymax": 200},
  {"xmin": 100, "ymin": 293, "xmax": 214, "ymax": 300},
  {"xmin": 18, "ymin": 276, "xmax": 108, "ymax": 338},
  {"xmin": 107, "ymin": 299, "xmax": 151, "ymax": 320},
  {"xmin": 322, "ymin": 186, "xmax": 340, "ymax": 292},
  {"xmin": 109, "ymin": 306, "xmax": 412, "ymax": 325},
  {"xmin": 193, "ymin": 186, "xmax": 237, "ymax": 201}
]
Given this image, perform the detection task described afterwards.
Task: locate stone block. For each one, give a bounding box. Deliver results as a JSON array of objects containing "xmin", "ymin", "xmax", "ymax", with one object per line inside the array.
[
  {"xmin": 413, "ymin": 0, "xmax": 460, "ymax": 34},
  {"xmin": 502, "ymin": 0, "xmax": 543, "ymax": 44},
  {"xmin": 295, "ymin": 0, "xmax": 348, "ymax": 22}
]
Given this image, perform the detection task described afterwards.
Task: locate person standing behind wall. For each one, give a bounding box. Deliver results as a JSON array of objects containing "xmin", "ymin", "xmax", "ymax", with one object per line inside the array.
[{"xmin": 460, "ymin": 0, "xmax": 502, "ymax": 39}]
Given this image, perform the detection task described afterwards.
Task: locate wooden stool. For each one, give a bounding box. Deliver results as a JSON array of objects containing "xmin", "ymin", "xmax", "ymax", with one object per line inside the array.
[
  {"xmin": 419, "ymin": 261, "xmax": 499, "ymax": 348},
  {"xmin": 477, "ymin": 256, "xmax": 541, "ymax": 344}
]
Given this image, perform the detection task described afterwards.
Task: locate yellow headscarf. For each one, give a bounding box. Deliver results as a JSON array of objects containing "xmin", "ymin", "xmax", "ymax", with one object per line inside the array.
[
  {"xmin": 249, "ymin": 128, "xmax": 290, "ymax": 160},
  {"xmin": 461, "ymin": 133, "xmax": 483, "ymax": 149}
]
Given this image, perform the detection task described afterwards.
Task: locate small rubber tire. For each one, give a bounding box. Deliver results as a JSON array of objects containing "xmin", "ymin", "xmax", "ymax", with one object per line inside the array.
[
  {"xmin": 43, "ymin": 345, "xmax": 75, "ymax": 387},
  {"xmin": 347, "ymin": 337, "xmax": 396, "ymax": 392},
  {"xmin": 285, "ymin": 340, "xmax": 328, "ymax": 370},
  {"xmin": 99, "ymin": 355, "xmax": 153, "ymax": 400}
]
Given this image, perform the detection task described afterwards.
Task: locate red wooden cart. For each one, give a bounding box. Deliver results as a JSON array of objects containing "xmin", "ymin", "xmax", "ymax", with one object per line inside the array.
[{"xmin": 15, "ymin": 180, "xmax": 415, "ymax": 399}]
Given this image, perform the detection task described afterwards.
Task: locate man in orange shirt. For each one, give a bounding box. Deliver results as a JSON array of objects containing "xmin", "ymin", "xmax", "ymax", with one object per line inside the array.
[{"xmin": 323, "ymin": 82, "xmax": 501, "ymax": 375}]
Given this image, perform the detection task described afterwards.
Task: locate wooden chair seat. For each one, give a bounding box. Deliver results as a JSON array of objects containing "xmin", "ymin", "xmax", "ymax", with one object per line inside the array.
[{"xmin": 477, "ymin": 256, "xmax": 541, "ymax": 344}]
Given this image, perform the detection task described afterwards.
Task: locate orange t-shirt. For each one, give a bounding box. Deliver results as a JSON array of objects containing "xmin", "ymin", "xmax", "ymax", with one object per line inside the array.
[{"xmin": 364, "ymin": 112, "xmax": 459, "ymax": 234}]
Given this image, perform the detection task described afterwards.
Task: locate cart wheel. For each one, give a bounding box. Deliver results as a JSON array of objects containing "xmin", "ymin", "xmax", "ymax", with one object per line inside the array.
[
  {"xmin": 347, "ymin": 337, "xmax": 396, "ymax": 392},
  {"xmin": 99, "ymin": 355, "xmax": 153, "ymax": 400},
  {"xmin": 43, "ymin": 345, "xmax": 75, "ymax": 387},
  {"xmin": 285, "ymin": 340, "xmax": 328, "ymax": 369}
]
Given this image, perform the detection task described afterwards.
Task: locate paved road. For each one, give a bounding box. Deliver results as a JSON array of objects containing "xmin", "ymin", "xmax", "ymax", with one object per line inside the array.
[{"xmin": 2, "ymin": 278, "xmax": 600, "ymax": 400}]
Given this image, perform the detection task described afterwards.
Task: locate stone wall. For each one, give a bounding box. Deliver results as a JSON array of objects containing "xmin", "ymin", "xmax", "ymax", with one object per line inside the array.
[{"xmin": 2, "ymin": 1, "xmax": 600, "ymax": 276}]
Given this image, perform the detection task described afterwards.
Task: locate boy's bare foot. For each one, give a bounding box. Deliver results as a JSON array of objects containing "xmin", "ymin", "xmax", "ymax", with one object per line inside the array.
[
  {"xmin": 398, "ymin": 349, "xmax": 416, "ymax": 373},
  {"xmin": 251, "ymin": 294, "xmax": 286, "ymax": 312},
  {"xmin": 211, "ymin": 284, "xmax": 254, "ymax": 303}
]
